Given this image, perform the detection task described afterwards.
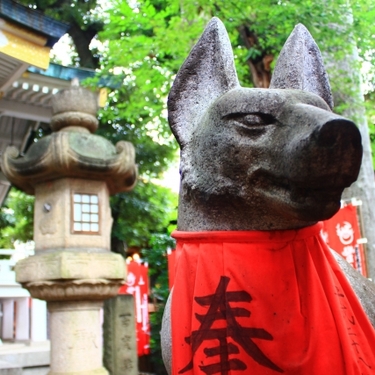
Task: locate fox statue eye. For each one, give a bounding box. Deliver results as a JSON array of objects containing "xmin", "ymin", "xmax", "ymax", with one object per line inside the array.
[
  {"xmin": 223, "ymin": 113, "xmax": 275, "ymax": 128},
  {"xmin": 241, "ymin": 114, "xmax": 268, "ymax": 126}
]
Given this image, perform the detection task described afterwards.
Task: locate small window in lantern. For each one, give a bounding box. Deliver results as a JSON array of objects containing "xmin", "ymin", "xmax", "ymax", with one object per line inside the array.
[{"xmin": 72, "ymin": 193, "xmax": 100, "ymax": 233}]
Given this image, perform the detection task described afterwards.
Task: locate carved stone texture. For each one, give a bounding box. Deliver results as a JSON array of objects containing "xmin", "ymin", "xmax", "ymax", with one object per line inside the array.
[
  {"xmin": 1, "ymin": 134, "xmax": 137, "ymax": 195},
  {"xmin": 161, "ymin": 292, "xmax": 172, "ymax": 375},
  {"xmin": 332, "ymin": 251, "xmax": 375, "ymax": 324},
  {"xmin": 269, "ymin": 24, "xmax": 334, "ymax": 110},
  {"xmin": 168, "ymin": 17, "xmax": 239, "ymax": 148},
  {"xmin": 51, "ymin": 87, "xmax": 99, "ymax": 133},
  {"xmin": 15, "ymin": 251, "xmax": 125, "ymax": 301},
  {"xmin": 103, "ymin": 295, "xmax": 138, "ymax": 375},
  {"xmin": 25, "ymin": 279, "xmax": 123, "ymax": 301},
  {"xmin": 48, "ymin": 301, "xmax": 109, "ymax": 375},
  {"xmin": 168, "ymin": 17, "xmax": 362, "ymax": 232},
  {"xmin": 33, "ymin": 179, "xmax": 112, "ymax": 252},
  {"xmin": 51, "ymin": 87, "xmax": 98, "ymax": 133},
  {"xmin": 15, "ymin": 251, "xmax": 125, "ymax": 283},
  {"xmin": 0, "ymin": 87, "xmax": 137, "ymax": 195},
  {"xmin": 51, "ymin": 112, "xmax": 98, "ymax": 133}
]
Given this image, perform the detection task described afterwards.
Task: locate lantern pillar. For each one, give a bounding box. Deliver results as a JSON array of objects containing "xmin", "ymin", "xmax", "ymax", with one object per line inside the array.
[{"xmin": 1, "ymin": 86, "xmax": 137, "ymax": 375}]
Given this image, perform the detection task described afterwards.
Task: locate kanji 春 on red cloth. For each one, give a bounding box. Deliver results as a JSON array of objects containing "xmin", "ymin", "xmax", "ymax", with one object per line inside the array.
[
  {"xmin": 119, "ymin": 260, "xmax": 150, "ymax": 356},
  {"xmin": 322, "ymin": 203, "xmax": 367, "ymax": 276},
  {"xmin": 171, "ymin": 223, "xmax": 375, "ymax": 375}
]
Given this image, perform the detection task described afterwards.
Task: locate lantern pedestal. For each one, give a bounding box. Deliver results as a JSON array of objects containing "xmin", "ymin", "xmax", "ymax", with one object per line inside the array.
[{"xmin": 16, "ymin": 250, "xmax": 125, "ymax": 375}]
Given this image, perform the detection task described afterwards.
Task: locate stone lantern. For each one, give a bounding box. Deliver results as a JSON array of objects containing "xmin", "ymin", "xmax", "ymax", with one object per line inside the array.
[{"xmin": 1, "ymin": 86, "xmax": 137, "ymax": 375}]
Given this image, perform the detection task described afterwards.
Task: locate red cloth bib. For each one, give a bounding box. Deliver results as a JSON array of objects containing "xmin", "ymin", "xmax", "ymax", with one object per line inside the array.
[{"xmin": 171, "ymin": 223, "xmax": 375, "ymax": 375}]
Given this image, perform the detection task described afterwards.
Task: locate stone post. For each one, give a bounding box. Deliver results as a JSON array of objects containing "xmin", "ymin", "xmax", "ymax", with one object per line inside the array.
[
  {"xmin": 1, "ymin": 86, "xmax": 137, "ymax": 375},
  {"xmin": 103, "ymin": 295, "xmax": 138, "ymax": 375}
]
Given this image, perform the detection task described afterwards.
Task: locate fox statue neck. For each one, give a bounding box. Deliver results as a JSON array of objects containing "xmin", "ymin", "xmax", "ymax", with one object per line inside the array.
[{"xmin": 176, "ymin": 185, "xmax": 317, "ymax": 232}]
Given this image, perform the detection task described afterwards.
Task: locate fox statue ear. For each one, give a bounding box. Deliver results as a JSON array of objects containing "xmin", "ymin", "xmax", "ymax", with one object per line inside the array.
[
  {"xmin": 269, "ymin": 24, "xmax": 334, "ymax": 110},
  {"xmin": 168, "ymin": 17, "xmax": 240, "ymax": 147}
]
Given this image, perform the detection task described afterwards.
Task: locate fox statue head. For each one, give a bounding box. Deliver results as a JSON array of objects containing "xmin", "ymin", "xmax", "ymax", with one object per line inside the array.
[{"xmin": 168, "ymin": 17, "xmax": 362, "ymax": 231}]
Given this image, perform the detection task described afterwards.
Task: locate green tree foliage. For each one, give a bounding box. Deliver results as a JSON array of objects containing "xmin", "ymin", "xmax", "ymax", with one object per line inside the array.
[
  {"xmin": 110, "ymin": 181, "xmax": 177, "ymax": 254},
  {"xmin": 100, "ymin": 1, "xmax": 374, "ymax": 82},
  {"xmin": 93, "ymin": 70, "xmax": 179, "ymax": 256},
  {"xmin": 0, "ymin": 189, "xmax": 34, "ymax": 249},
  {"xmin": 6, "ymin": 0, "xmax": 375, "ymax": 371}
]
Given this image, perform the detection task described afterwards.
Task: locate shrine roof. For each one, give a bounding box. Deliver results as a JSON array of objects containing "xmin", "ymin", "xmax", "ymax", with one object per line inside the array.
[{"xmin": 0, "ymin": 0, "xmax": 69, "ymax": 46}]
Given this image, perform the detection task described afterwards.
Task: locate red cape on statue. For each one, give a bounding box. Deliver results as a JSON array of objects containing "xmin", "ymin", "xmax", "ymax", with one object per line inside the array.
[{"xmin": 171, "ymin": 223, "xmax": 375, "ymax": 375}]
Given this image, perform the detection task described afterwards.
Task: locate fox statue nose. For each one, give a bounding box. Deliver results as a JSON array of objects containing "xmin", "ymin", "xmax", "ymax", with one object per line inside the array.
[
  {"xmin": 285, "ymin": 103, "xmax": 363, "ymax": 187},
  {"xmin": 314, "ymin": 118, "xmax": 362, "ymax": 150}
]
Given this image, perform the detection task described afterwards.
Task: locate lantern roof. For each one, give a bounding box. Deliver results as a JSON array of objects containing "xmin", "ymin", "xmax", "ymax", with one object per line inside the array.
[{"xmin": 1, "ymin": 86, "xmax": 137, "ymax": 195}]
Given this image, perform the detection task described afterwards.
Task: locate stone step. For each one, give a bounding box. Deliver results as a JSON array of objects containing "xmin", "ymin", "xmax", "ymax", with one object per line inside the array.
[
  {"xmin": 0, "ymin": 342, "xmax": 50, "ymax": 375},
  {"xmin": 0, "ymin": 360, "xmax": 22, "ymax": 375}
]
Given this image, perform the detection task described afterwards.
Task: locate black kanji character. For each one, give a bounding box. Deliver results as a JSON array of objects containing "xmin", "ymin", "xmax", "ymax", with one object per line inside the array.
[{"xmin": 179, "ymin": 276, "xmax": 283, "ymax": 375}]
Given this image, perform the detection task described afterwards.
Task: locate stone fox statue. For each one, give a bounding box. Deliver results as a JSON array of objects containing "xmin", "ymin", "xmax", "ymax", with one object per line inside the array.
[{"xmin": 161, "ymin": 17, "xmax": 375, "ymax": 375}]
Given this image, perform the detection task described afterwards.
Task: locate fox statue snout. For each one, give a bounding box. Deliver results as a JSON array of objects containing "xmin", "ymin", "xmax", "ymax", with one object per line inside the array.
[{"xmin": 282, "ymin": 101, "xmax": 362, "ymax": 190}]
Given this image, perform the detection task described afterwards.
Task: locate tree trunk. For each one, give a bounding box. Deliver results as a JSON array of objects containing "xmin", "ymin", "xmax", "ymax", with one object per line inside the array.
[
  {"xmin": 68, "ymin": 21, "xmax": 100, "ymax": 69},
  {"xmin": 238, "ymin": 25, "xmax": 273, "ymax": 88}
]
